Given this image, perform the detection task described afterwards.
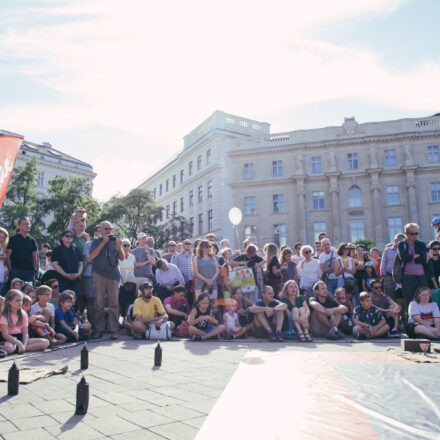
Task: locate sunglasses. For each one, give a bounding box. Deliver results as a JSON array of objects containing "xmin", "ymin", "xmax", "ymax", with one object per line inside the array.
[
  {"xmin": 408, "ymin": 232, "xmax": 419, "ymax": 236},
  {"xmin": 348, "ymin": 248, "xmax": 355, "ymax": 250},
  {"xmin": 433, "ymin": 248, "xmax": 440, "ymax": 251},
  {"xmin": 304, "ymin": 250, "xmax": 312, "ymax": 254},
  {"xmin": 184, "ymin": 242, "xmax": 191, "ymax": 245},
  {"xmin": 123, "ymin": 244, "xmax": 130, "ymax": 247},
  {"xmin": 372, "ymin": 286, "xmax": 382, "ymax": 290},
  {"xmin": 169, "ymin": 244, "xmax": 176, "ymax": 247},
  {"xmin": 63, "ymin": 234, "xmax": 73, "ymax": 238}
]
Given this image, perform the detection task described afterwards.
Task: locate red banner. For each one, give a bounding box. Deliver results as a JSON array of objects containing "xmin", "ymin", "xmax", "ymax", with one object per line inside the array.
[{"xmin": 0, "ymin": 134, "xmax": 23, "ymax": 209}]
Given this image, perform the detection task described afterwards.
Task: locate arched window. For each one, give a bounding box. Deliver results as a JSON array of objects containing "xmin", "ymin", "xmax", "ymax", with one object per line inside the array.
[{"xmin": 348, "ymin": 186, "xmax": 362, "ymax": 208}]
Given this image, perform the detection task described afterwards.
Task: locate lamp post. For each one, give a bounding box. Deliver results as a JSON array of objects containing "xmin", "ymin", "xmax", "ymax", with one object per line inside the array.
[{"xmin": 228, "ymin": 207, "xmax": 243, "ymax": 251}]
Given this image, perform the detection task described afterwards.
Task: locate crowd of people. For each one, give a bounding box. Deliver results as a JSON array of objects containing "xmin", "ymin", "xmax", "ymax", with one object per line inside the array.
[{"xmin": 1, "ymin": 207, "xmax": 440, "ymax": 357}]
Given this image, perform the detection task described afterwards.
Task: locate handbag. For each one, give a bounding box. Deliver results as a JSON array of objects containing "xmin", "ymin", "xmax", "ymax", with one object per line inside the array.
[
  {"xmin": 340, "ymin": 259, "xmax": 358, "ymax": 292},
  {"xmin": 392, "ymin": 254, "xmax": 403, "ymax": 284},
  {"xmin": 177, "ymin": 321, "xmax": 190, "ymax": 338},
  {"xmin": 146, "ymin": 322, "xmax": 171, "ymax": 340}
]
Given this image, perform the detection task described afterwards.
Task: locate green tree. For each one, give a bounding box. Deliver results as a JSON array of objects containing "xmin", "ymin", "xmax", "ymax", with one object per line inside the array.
[
  {"xmin": 44, "ymin": 176, "xmax": 101, "ymax": 242},
  {"xmin": 0, "ymin": 158, "xmax": 46, "ymax": 242},
  {"xmin": 100, "ymin": 188, "xmax": 162, "ymax": 243},
  {"xmin": 155, "ymin": 215, "xmax": 190, "ymax": 250},
  {"xmin": 354, "ymin": 238, "xmax": 375, "ymax": 251}
]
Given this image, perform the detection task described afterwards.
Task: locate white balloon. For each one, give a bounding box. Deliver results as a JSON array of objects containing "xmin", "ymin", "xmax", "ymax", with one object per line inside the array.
[{"xmin": 228, "ymin": 207, "xmax": 243, "ymax": 226}]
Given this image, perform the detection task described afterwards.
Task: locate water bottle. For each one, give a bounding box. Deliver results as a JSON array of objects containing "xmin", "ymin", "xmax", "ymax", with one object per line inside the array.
[
  {"xmin": 83, "ymin": 309, "xmax": 89, "ymax": 323},
  {"xmin": 8, "ymin": 362, "xmax": 19, "ymax": 395},
  {"xmin": 75, "ymin": 376, "xmax": 89, "ymax": 415},
  {"xmin": 154, "ymin": 341, "xmax": 162, "ymax": 366}
]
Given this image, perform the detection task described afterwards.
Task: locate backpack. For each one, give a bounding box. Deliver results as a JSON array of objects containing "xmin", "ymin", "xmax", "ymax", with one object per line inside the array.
[
  {"xmin": 392, "ymin": 253, "xmax": 403, "ymax": 284},
  {"xmin": 146, "ymin": 322, "xmax": 171, "ymax": 340}
]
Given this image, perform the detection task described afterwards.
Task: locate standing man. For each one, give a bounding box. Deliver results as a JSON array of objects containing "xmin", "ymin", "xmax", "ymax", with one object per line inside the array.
[
  {"xmin": 73, "ymin": 218, "xmax": 88, "ymax": 312},
  {"xmin": 132, "ymin": 233, "xmax": 156, "ymax": 288},
  {"xmin": 398, "ymin": 223, "xmax": 428, "ymax": 309},
  {"xmin": 6, "ymin": 217, "xmax": 38, "ymax": 288},
  {"xmin": 163, "ymin": 241, "xmax": 177, "ymax": 263},
  {"xmin": 319, "ymin": 238, "xmax": 338, "ymax": 295},
  {"xmin": 380, "ymin": 233, "xmax": 405, "ymax": 299},
  {"xmin": 172, "ymin": 239, "xmax": 193, "ymax": 297},
  {"xmin": 89, "ymin": 221, "xmax": 124, "ymax": 340}
]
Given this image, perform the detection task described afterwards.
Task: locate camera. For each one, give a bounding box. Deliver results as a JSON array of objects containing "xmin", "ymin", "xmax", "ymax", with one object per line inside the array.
[{"xmin": 108, "ymin": 235, "xmax": 116, "ymax": 241}]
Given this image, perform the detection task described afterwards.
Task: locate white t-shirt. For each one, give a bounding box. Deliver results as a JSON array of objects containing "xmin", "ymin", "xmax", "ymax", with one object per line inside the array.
[
  {"xmin": 119, "ymin": 253, "xmax": 136, "ymax": 285},
  {"xmin": 408, "ymin": 301, "xmax": 440, "ymax": 325},
  {"xmin": 30, "ymin": 302, "xmax": 55, "ymax": 317},
  {"xmin": 319, "ymin": 250, "xmax": 338, "ymax": 280},
  {"xmin": 297, "ymin": 259, "xmax": 322, "ymax": 288}
]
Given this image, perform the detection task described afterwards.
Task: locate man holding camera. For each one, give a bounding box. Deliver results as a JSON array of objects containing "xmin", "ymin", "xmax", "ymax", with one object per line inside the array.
[{"xmin": 89, "ymin": 221, "xmax": 124, "ymax": 340}]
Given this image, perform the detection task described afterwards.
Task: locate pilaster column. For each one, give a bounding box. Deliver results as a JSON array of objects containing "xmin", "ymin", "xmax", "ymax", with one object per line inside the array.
[
  {"xmin": 368, "ymin": 169, "xmax": 384, "ymax": 248},
  {"xmin": 296, "ymin": 177, "xmax": 307, "ymax": 241},
  {"xmin": 405, "ymin": 167, "xmax": 418, "ymax": 225},
  {"xmin": 328, "ymin": 173, "xmax": 340, "ymax": 243}
]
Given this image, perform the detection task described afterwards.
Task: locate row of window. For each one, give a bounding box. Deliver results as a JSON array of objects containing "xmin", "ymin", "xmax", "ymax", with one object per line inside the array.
[
  {"xmin": 243, "ymin": 217, "xmax": 406, "ymax": 247},
  {"xmin": 244, "ymin": 183, "xmax": 440, "ymax": 215},
  {"xmin": 243, "ymin": 146, "xmax": 440, "ymax": 179},
  {"xmin": 188, "ymin": 210, "xmax": 213, "ymax": 237},
  {"xmin": 153, "ymin": 149, "xmax": 212, "ymax": 199},
  {"xmin": 164, "ymin": 181, "xmax": 213, "ymax": 219}
]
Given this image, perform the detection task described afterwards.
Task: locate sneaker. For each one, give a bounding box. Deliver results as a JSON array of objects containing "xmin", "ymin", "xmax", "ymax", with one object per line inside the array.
[
  {"xmin": 0, "ymin": 348, "xmax": 7, "ymax": 358},
  {"xmin": 326, "ymin": 328, "xmax": 338, "ymax": 340},
  {"xmin": 276, "ymin": 330, "xmax": 284, "ymax": 342},
  {"xmin": 110, "ymin": 331, "xmax": 119, "ymax": 340},
  {"xmin": 268, "ymin": 330, "xmax": 277, "ymax": 342},
  {"xmin": 335, "ymin": 329, "xmax": 344, "ymax": 339},
  {"xmin": 191, "ymin": 335, "xmax": 202, "ymax": 341},
  {"xmin": 389, "ymin": 328, "xmax": 400, "ymax": 338},
  {"xmin": 133, "ymin": 332, "xmax": 143, "ymax": 340}
]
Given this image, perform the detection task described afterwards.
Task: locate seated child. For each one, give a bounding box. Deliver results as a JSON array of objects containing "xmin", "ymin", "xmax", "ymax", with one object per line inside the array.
[
  {"xmin": 55, "ymin": 291, "xmax": 91, "ymax": 342},
  {"xmin": 0, "ymin": 289, "xmax": 49, "ymax": 355},
  {"xmin": 29, "ymin": 287, "xmax": 66, "ymax": 346},
  {"xmin": 27, "ymin": 289, "xmax": 37, "ymax": 304},
  {"xmin": 67, "ymin": 207, "xmax": 90, "ymax": 240},
  {"xmin": 223, "ymin": 303, "xmax": 246, "ymax": 339},
  {"xmin": 335, "ymin": 287, "xmax": 353, "ymax": 328},
  {"xmin": 352, "ymin": 291, "xmax": 390, "ymax": 339},
  {"xmin": 10, "ymin": 278, "xmax": 25, "ymax": 291}
]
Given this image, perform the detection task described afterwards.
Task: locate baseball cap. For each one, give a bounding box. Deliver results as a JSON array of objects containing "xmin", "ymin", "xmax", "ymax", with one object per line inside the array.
[
  {"xmin": 432, "ymin": 218, "xmax": 440, "ymax": 227},
  {"xmin": 137, "ymin": 232, "xmax": 147, "ymax": 239}
]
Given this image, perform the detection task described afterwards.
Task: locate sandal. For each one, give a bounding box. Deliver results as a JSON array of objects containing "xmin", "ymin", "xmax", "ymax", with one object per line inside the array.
[
  {"xmin": 298, "ymin": 333, "xmax": 306, "ymax": 342},
  {"xmin": 304, "ymin": 333, "xmax": 313, "ymax": 342}
]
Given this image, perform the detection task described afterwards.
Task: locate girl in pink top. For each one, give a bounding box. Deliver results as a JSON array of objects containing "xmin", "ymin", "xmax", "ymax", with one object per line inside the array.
[{"xmin": 0, "ymin": 290, "xmax": 49, "ymax": 355}]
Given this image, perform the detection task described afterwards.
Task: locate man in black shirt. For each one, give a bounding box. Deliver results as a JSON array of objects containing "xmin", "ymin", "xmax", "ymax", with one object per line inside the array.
[
  {"xmin": 309, "ymin": 281, "xmax": 347, "ymax": 339},
  {"xmin": 427, "ymin": 241, "xmax": 440, "ymax": 290},
  {"xmin": 6, "ymin": 217, "xmax": 38, "ymax": 288}
]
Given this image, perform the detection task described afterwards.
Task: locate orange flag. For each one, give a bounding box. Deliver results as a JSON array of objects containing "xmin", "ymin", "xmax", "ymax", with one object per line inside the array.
[{"xmin": 0, "ymin": 134, "xmax": 23, "ymax": 209}]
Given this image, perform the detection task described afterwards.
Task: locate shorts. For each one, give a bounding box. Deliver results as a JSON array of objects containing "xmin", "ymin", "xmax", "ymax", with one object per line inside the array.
[
  {"xmin": 406, "ymin": 322, "xmax": 420, "ymax": 339},
  {"xmin": 59, "ymin": 324, "xmax": 88, "ymax": 342},
  {"xmin": 0, "ymin": 333, "xmax": 22, "ymax": 343},
  {"xmin": 200, "ymin": 326, "xmax": 216, "ymax": 334}
]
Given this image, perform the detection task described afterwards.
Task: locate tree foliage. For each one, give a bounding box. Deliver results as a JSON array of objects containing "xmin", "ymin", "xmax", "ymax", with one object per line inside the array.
[
  {"xmin": 154, "ymin": 215, "xmax": 190, "ymax": 249},
  {"xmin": 0, "ymin": 158, "xmax": 46, "ymax": 243},
  {"xmin": 44, "ymin": 176, "xmax": 101, "ymax": 242},
  {"xmin": 99, "ymin": 188, "xmax": 162, "ymax": 244},
  {"xmin": 354, "ymin": 237, "xmax": 375, "ymax": 251}
]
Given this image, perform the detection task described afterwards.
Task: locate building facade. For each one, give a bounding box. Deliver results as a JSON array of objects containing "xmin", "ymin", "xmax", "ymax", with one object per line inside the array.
[
  {"xmin": 230, "ymin": 115, "xmax": 440, "ymax": 249},
  {"xmin": 138, "ymin": 111, "xmax": 270, "ymax": 246},
  {"xmin": 9, "ymin": 134, "xmax": 96, "ymax": 196}
]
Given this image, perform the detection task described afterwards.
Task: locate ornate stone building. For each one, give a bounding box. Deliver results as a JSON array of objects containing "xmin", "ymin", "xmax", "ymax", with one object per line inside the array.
[{"xmin": 229, "ymin": 115, "xmax": 440, "ymax": 249}]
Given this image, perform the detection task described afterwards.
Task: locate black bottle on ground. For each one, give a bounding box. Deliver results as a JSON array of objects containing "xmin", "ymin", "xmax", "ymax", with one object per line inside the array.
[
  {"xmin": 154, "ymin": 341, "xmax": 162, "ymax": 366},
  {"xmin": 75, "ymin": 376, "xmax": 89, "ymax": 415},
  {"xmin": 80, "ymin": 343, "xmax": 88, "ymax": 370},
  {"xmin": 8, "ymin": 362, "xmax": 19, "ymax": 395}
]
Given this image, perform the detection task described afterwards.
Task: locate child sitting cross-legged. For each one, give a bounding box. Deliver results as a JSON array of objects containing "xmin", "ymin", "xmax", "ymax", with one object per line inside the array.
[
  {"xmin": 352, "ymin": 291, "xmax": 390, "ymax": 340},
  {"xmin": 27, "ymin": 287, "xmax": 66, "ymax": 346},
  {"xmin": 0, "ymin": 290, "xmax": 50, "ymax": 356},
  {"xmin": 223, "ymin": 303, "xmax": 246, "ymax": 339},
  {"xmin": 55, "ymin": 291, "xmax": 91, "ymax": 342}
]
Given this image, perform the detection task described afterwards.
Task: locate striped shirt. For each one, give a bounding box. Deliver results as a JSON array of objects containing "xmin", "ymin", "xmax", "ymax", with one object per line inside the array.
[{"xmin": 172, "ymin": 251, "xmax": 193, "ymax": 282}]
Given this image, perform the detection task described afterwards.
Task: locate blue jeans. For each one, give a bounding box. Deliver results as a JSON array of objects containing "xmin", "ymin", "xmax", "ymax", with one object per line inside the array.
[{"xmin": 327, "ymin": 279, "xmax": 338, "ymax": 295}]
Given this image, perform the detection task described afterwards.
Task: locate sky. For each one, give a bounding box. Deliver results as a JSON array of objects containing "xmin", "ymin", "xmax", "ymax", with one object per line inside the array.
[{"xmin": 1, "ymin": 0, "xmax": 439, "ymax": 201}]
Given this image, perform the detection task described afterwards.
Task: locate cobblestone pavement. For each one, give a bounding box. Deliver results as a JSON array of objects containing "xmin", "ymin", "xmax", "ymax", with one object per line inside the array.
[{"xmin": 0, "ymin": 335, "xmax": 402, "ymax": 439}]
